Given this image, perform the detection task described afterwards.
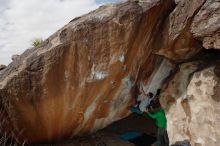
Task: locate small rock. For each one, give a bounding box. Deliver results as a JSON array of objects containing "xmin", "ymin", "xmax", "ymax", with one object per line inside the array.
[
  {"xmin": 0, "ymin": 64, "xmax": 6, "ymax": 71},
  {"xmin": 11, "ymin": 54, "xmax": 20, "ymax": 61},
  {"xmin": 171, "ymin": 140, "xmax": 191, "ymax": 146}
]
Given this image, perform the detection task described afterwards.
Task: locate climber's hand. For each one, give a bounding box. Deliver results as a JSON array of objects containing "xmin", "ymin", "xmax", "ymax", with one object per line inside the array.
[{"xmin": 144, "ymin": 108, "xmax": 149, "ymax": 113}]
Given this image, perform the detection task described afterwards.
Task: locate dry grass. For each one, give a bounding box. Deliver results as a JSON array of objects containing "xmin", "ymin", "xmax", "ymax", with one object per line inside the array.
[{"xmin": 0, "ymin": 97, "xmax": 26, "ymax": 146}]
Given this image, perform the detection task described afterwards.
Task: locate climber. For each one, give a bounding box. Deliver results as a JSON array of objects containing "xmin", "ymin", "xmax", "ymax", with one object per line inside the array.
[
  {"xmin": 145, "ymin": 105, "xmax": 169, "ymax": 146},
  {"xmin": 139, "ymin": 91, "xmax": 154, "ymax": 112},
  {"xmin": 130, "ymin": 90, "xmax": 169, "ymax": 146},
  {"xmin": 148, "ymin": 89, "xmax": 161, "ymax": 111},
  {"xmin": 136, "ymin": 85, "xmax": 154, "ymax": 112},
  {"xmin": 131, "ymin": 107, "xmax": 169, "ymax": 146}
]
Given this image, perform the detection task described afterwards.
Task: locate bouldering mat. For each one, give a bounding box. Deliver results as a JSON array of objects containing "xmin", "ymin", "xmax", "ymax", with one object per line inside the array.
[{"xmin": 120, "ymin": 131, "xmax": 142, "ymax": 141}]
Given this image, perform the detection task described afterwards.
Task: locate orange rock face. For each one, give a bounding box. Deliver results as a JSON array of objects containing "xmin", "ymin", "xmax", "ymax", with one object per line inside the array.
[
  {"xmin": 0, "ymin": 0, "xmax": 219, "ymax": 145},
  {"xmin": 0, "ymin": 1, "xmax": 174, "ymax": 143}
]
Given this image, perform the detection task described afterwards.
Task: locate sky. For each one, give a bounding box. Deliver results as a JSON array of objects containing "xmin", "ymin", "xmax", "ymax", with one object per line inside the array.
[{"xmin": 0, "ymin": 0, "xmax": 121, "ymax": 65}]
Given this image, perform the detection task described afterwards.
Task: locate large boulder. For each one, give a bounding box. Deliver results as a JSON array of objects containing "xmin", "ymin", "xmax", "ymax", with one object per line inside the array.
[
  {"xmin": 161, "ymin": 62, "xmax": 220, "ymax": 146},
  {"xmin": 0, "ymin": 0, "xmax": 219, "ymax": 145},
  {"xmin": 0, "ymin": 0, "xmax": 175, "ymax": 144}
]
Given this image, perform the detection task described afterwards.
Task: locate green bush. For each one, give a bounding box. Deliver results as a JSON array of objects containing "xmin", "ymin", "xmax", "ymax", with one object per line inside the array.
[{"xmin": 32, "ymin": 38, "xmax": 43, "ymax": 47}]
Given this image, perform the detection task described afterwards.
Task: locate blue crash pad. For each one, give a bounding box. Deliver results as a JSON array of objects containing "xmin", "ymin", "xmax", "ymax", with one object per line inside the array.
[{"xmin": 120, "ymin": 131, "xmax": 142, "ymax": 141}]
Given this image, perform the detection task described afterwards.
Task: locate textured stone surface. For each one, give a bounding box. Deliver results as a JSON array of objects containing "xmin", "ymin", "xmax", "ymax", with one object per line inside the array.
[
  {"xmin": 0, "ymin": 0, "xmax": 174, "ymax": 144},
  {"xmin": 141, "ymin": 59, "xmax": 175, "ymax": 96},
  {"xmin": 11, "ymin": 54, "xmax": 20, "ymax": 61},
  {"xmin": 154, "ymin": 0, "xmax": 205, "ymax": 61},
  {"xmin": 0, "ymin": 0, "xmax": 220, "ymax": 145},
  {"xmin": 161, "ymin": 64, "xmax": 220, "ymax": 146},
  {"xmin": 191, "ymin": 0, "xmax": 220, "ymax": 49},
  {"xmin": 160, "ymin": 61, "xmax": 200, "ymax": 109},
  {"xmin": 0, "ymin": 64, "xmax": 6, "ymax": 71}
]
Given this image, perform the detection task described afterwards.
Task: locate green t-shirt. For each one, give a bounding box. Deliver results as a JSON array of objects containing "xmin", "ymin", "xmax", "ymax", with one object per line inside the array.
[{"xmin": 146, "ymin": 108, "xmax": 167, "ymax": 129}]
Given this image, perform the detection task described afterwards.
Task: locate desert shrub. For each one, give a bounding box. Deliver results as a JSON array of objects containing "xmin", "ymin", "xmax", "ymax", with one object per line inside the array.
[{"xmin": 32, "ymin": 38, "xmax": 43, "ymax": 47}]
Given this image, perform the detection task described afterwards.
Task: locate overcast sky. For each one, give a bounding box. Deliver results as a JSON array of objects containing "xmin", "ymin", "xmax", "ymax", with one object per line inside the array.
[{"xmin": 0, "ymin": 0, "xmax": 121, "ymax": 65}]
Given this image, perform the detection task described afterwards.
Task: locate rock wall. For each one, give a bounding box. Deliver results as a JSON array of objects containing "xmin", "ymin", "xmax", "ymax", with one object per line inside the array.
[
  {"xmin": 0, "ymin": 0, "xmax": 175, "ymax": 144},
  {"xmin": 161, "ymin": 63, "xmax": 220, "ymax": 146},
  {"xmin": 142, "ymin": 58, "xmax": 175, "ymax": 96},
  {"xmin": 191, "ymin": 0, "xmax": 220, "ymax": 49},
  {"xmin": 0, "ymin": 0, "xmax": 219, "ymax": 145}
]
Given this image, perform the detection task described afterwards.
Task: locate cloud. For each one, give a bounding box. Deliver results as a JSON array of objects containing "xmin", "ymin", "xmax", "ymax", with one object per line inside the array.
[
  {"xmin": 96, "ymin": 0, "xmax": 121, "ymax": 4},
  {"xmin": 0, "ymin": 0, "xmax": 105, "ymax": 65}
]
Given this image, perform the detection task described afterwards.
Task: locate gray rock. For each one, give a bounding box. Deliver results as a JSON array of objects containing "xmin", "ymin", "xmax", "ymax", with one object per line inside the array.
[
  {"xmin": 0, "ymin": 64, "xmax": 6, "ymax": 71},
  {"xmin": 11, "ymin": 54, "xmax": 20, "ymax": 61},
  {"xmin": 191, "ymin": 0, "xmax": 220, "ymax": 49}
]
